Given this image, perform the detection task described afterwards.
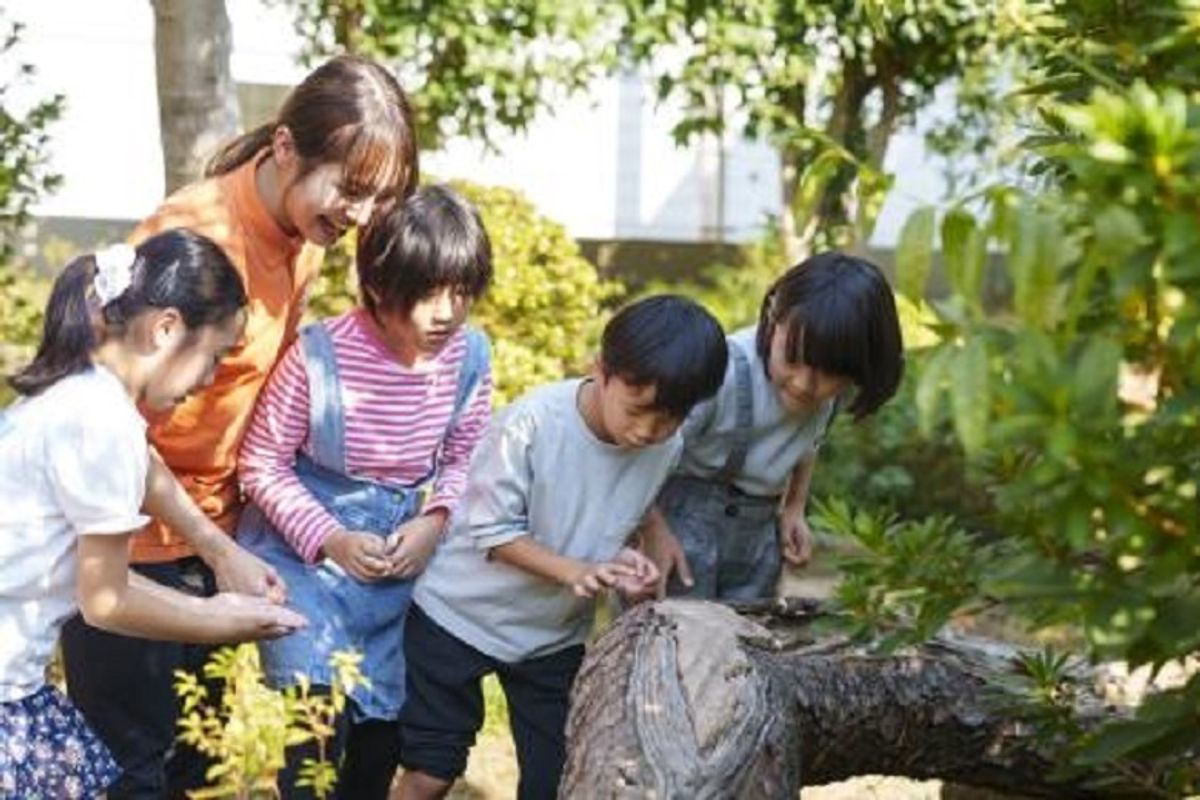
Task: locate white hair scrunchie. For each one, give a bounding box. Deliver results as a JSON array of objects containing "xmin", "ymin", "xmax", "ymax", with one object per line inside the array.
[{"xmin": 93, "ymin": 243, "xmax": 137, "ymax": 307}]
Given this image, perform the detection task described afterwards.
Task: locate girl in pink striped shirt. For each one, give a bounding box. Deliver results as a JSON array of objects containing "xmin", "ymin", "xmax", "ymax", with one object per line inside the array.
[{"xmin": 236, "ymin": 185, "xmax": 493, "ymax": 799}]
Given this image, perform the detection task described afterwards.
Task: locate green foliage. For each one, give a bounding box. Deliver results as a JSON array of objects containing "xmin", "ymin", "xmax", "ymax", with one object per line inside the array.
[
  {"xmin": 175, "ymin": 645, "xmax": 367, "ymax": 799},
  {"xmin": 880, "ymin": 3, "xmax": 1200, "ymax": 789},
  {"xmin": 812, "ymin": 497, "xmax": 993, "ymax": 651},
  {"xmin": 0, "ymin": 258, "xmax": 49, "ymax": 405},
  {"xmin": 619, "ymin": 0, "xmax": 1003, "ymax": 250},
  {"xmin": 0, "ymin": 12, "xmax": 63, "ymax": 261},
  {"xmin": 306, "ymin": 179, "xmax": 622, "ymax": 405},
  {"xmin": 0, "ymin": 11, "xmax": 61, "ymax": 406},
  {"xmin": 812, "ymin": 363, "xmax": 996, "ymax": 529},
  {"xmin": 274, "ymin": 0, "xmax": 611, "ymax": 150}
]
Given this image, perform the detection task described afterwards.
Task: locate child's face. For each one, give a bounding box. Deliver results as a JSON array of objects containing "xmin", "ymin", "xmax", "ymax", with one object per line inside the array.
[
  {"xmin": 767, "ymin": 324, "xmax": 850, "ymax": 414},
  {"xmin": 145, "ymin": 310, "xmax": 245, "ymax": 411},
  {"xmin": 375, "ymin": 286, "xmax": 472, "ymax": 359},
  {"xmin": 280, "ymin": 160, "xmax": 395, "ymax": 247},
  {"xmin": 591, "ymin": 372, "xmax": 682, "ymax": 449}
]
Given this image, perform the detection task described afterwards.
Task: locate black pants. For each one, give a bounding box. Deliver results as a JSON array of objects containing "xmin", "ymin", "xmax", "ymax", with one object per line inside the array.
[
  {"xmin": 398, "ymin": 605, "xmax": 585, "ymax": 800},
  {"xmin": 275, "ymin": 692, "xmax": 402, "ymax": 800},
  {"xmin": 60, "ymin": 557, "xmax": 217, "ymax": 799}
]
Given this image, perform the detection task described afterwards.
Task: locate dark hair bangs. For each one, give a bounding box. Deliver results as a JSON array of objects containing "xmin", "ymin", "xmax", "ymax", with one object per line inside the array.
[
  {"xmin": 777, "ymin": 302, "xmax": 871, "ymax": 388},
  {"xmin": 601, "ymin": 295, "xmax": 727, "ymax": 418},
  {"xmin": 357, "ymin": 185, "xmax": 493, "ymax": 316},
  {"xmin": 759, "ymin": 251, "xmax": 905, "ymax": 419}
]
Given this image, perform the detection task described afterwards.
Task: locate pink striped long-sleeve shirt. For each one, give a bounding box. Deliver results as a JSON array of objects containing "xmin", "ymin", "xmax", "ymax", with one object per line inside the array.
[{"xmin": 239, "ymin": 309, "xmax": 492, "ymax": 563}]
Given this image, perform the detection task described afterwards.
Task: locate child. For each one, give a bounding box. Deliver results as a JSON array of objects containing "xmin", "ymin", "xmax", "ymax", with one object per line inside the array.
[
  {"xmin": 396, "ymin": 295, "xmax": 729, "ymax": 800},
  {"xmin": 60, "ymin": 55, "xmax": 420, "ymax": 796},
  {"xmin": 644, "ymin": 251, "xmax": 904, "ymax": 600},
  {"xmin": 0, "ymin": 230, "xmax": 306, "ymax": 799},
  {"xmin": 236, "ymin": 185, "xmax": 493, "ymax": 799}
]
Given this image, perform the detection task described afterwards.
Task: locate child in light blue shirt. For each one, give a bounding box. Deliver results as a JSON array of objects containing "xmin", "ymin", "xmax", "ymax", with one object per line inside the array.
[
  {"xmin": 399, "ymin": 295, "xmax": 728, "ymax": 800},
  {"xmin": 645, "ymin": 252, "xmax": 905, "ymax": 600}
]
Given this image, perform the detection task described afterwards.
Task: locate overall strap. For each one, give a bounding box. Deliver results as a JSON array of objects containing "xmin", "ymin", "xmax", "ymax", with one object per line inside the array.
[
  {"xmin": 409, "ymin": 326, "xmax": 490, "ymax": 492},
  {"xmin": 298, "ymin": 322, "xmax": 348, "ymax": 474},
  {"xmin": 447, "ymin": 326, "xmax": 490, "ymax": 433},
  {"xmin": 713, "ymin": 339, "xmax": 754, "ymax": 484}
]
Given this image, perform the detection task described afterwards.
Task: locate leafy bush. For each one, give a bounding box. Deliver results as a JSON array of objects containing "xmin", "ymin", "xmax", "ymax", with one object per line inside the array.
[
  {"xmin": 175, "ymin": 645, "xmax": 366, "ymax": 799},
  {"xmin": 307, "ymin": 179, "xmax": 623, "ymax": 405},
  {"xmin": 873, "ymin": 29, "xmax": 1200, "ymax": 789}
]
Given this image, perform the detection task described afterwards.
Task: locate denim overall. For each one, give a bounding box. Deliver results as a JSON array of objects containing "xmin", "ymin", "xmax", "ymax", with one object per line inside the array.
[
  {"xmin": 660, "ymin": 340, "xmax": 837, "ymax": 600},
  {"xmin": 237, "ymin": 322, "xmax": 488, "ymax": 720}
]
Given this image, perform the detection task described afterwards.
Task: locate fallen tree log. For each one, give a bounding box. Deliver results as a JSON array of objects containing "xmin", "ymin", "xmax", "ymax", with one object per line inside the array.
[{"xmin": 561, "ymin": 598, "xmax": 1134, "ymax": 799}]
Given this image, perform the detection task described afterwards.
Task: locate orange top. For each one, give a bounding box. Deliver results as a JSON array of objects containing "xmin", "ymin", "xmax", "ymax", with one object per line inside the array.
[{"xmin": 129, "ymin": 155, "xmax": 324, "ymax": 562}]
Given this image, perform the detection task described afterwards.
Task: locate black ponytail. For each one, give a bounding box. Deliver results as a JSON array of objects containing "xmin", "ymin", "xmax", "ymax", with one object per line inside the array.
[
  {"xmin": 8, "ymin": 229, "xmax": 247, "ymax": 397},
  {"xmin": 8, "ymin": 256, "xmax": 102, "ymax": 396}
]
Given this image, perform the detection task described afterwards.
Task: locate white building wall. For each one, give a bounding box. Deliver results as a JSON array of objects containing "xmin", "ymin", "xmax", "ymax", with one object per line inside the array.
[{"xmin": 7, "ymin": 0, "xmax": 945, "ymax": 248}]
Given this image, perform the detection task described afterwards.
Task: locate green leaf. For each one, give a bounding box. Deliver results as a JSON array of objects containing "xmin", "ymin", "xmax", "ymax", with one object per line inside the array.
[
  {"xmin": 896, "ymin": 205, "xmax": 936, "ymax": 302},
  {"xmin": 1093, "ymin": 205, "xmax": 1146, "ymax": 265},
  {"xmin": 1009, "ymin": 205, "xmax": 1063, "ymax": 327},
  {"xmin": 1074, "ymin": 718, "xmax": 1181, "ymax": 767},
  {"xmin": 1072, "ymin": 337, "xmax": 1120, "ymax": 415},
  {"xmin": 941, "ymin": 206, "xmax": 986, "ymax": 309},
  {"xmin": 950, "ymin": 338, "xmax": 988, "ymax": 456},
  {"xmin": 915, "ymin": 345, "xmax": 952, "ymax": 437}
]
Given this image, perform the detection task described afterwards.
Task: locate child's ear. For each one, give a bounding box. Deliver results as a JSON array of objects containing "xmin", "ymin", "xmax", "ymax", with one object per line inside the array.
[
  {"xmin": 270, "ymin": 125, "xmax": 299, "ymax": 169},
  {"xmin": 148, "ymin": 307, "xmax": 186, "ymax": 351},
  {"xmin": 588, "ymin": 356, "xmax": 607, "ymax": 383}
]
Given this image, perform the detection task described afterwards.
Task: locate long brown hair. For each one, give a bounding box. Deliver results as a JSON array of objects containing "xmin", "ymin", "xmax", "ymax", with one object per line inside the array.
[{"xmin": 206, "ymin": 55, "xmax": 419, "ymax": 201}]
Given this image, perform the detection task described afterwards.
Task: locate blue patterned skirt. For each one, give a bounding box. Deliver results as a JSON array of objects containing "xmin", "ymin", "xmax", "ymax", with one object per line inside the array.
[{"xmin": 0, "ymin": 685, "xmax": 119, "ymax": 799}]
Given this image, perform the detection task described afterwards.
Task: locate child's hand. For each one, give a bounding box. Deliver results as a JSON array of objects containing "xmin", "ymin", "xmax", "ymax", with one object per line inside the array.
[
  {"xmin": 778, "ymin": 508, "xmax": 814, "ymax": 568},
  {"xmin": 640, "ymin": 513, "xmax": 693, "ymax": 597},
  {"xmin": 385, "ymin": 514, "xmax": 444, "ymax": 579},
  {"xmin": 568, "ymin": 561, "xmax": 636, "ymax": 599},
  {"xmin": 213, "ymin": 545, "xmax": 288, "ymax": 604},
  {"xmin": 205, "ymin": 592, "xmax": 308, "ymax": 641},
  {"xmin": 609, "ymin": 547, "xmax": 660, "ymax": 602},
  {"xmin": 322, "ymin": 529, "xmax": 391, "ymax": 582}
]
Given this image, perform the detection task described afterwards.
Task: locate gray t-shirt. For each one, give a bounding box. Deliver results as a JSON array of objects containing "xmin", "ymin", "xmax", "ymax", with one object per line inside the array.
[
  {"xmin": 414, "ymin": 379, "xmax": 682, "ymax": 663},
  {"xmin": 675, "ymin": 326, "xmax": 838, "ymax": 498}
]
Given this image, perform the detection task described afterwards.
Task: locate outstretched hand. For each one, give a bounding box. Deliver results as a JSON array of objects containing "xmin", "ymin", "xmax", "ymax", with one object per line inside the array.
[{"xmin": 205, "ymin": 592, "xmax": 307, "ymax": 641}]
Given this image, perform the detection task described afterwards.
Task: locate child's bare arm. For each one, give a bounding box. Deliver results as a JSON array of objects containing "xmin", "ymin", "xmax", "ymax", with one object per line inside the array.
[
  {"xmin": 490, "ymin": 536, "xmax": 635, "ymax": 598},
  {"xmin": 779, "ymin": 453, "xmax": 817, "ymax": 567},
  {"xmin": 76, "ymin": 532, "xmax": 306, "ymax": 643},
  {"xmin": 143, "ymin": 449, "xmax": 287, "ymax": 601}
]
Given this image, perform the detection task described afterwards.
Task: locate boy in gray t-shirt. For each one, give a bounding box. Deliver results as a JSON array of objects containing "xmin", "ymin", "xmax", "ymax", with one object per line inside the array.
[{"xmin": 398, "ymin": 296, "xmax": 727, "ymax": 800}]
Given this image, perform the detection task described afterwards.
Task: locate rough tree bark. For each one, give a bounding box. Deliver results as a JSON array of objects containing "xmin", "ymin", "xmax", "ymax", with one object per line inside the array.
[
  {"xmin": 562, "ymin": 599, "xmax": 1132, "ymax": 799},
  {"xmin": 150, "ymin": 0, "xmax": 241, "ymax": 194}
]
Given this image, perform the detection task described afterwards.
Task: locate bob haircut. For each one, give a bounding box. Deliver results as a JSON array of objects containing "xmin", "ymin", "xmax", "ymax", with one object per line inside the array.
[
  {"xmin": 756, "ymin": 251, "xmax": 903, "ymax": 420},
  {"xmin": 600, "ymin": 294, "xmax": 727, "ymax": 419},
  {"xmin": 355, "ymin": 184, "xmax": 493, "ymax": 317}
]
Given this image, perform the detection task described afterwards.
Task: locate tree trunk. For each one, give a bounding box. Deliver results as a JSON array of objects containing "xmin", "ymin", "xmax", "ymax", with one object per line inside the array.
[
  {"xmin": 150, "ymin": 0, "xmax": 240, "ymax": 194},
  {"xmin": 562, "ymin": 599, "xmax": 1132, "ymax": 799}
]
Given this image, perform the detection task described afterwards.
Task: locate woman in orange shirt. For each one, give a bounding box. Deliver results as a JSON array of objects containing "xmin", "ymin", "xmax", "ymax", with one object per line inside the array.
[{"xmin": 60, "ymin": 54, "xmax": 419, "ymax": 798}]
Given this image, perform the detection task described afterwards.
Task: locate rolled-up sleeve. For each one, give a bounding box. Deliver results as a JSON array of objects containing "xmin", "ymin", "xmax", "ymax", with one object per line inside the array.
[{"xmin": 463, "ymin": 405, "xmax": 536, "ymax": 551}]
